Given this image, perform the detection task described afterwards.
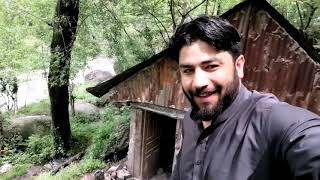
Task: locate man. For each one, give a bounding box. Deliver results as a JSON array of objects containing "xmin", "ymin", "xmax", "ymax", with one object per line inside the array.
[{"xmin": 168, "ymin": 15, "xmax": 320, "ymax": 180}]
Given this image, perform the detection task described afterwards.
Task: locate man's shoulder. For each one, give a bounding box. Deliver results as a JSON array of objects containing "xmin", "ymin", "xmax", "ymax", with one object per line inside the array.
[
  {"xmin": 250, "ymin": 90, "xmax": 318, "ymax": 120},
  {"xmin": 249, "ymin": 90, "xmax": 319, "ymax": 137},
  {"xmin": 269, "ymin": 102, "xmax": 318, "ymax": 121}
]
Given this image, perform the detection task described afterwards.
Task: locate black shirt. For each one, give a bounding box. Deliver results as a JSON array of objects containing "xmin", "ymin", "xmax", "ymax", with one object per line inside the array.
[{"xmin": 171, "ymin": 86, "xmax": 320, "ymax": 180}]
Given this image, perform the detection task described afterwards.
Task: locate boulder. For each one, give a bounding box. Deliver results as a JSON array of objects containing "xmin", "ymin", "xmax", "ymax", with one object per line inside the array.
[
  {"xmin": 73, "ymin": 101, "xmax": 100, "ymax": 115},
  {"xmin": 85, "ymin": 70, "xmax": 113, "ymax": 84},
  {"xmin": 116, "ymin": 169, "xmax": 131, "ymax": 179},
  {"xmin": 93, "ymin": 170, "xmax": 104, "ymax": 180},
  {"xmin": 0, "ymin": 163, "xmax": 13, "ymax": 174},
  {"xmin": 7, "ymin": 115, "xmax": 51, "ymax": 139}
]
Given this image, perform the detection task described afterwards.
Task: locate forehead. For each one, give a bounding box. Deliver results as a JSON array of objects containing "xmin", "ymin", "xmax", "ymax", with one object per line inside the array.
[{"xmin": 179, "ymin": 40, "xmax": 233, "ymax": 65}]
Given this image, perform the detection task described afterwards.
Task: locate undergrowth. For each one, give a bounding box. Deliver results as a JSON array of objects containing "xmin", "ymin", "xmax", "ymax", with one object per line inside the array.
[
  {"xmin": 0, "ymin": 103, "xmax": 130, "ymax": 179},
  {"xmin": 0, "ymin": 164, "xmax": 30, "ymax": 180}
]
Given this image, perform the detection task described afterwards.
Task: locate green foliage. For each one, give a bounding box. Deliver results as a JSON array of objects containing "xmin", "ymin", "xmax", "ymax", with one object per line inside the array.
[
  {"xmin": 270, "ymin": 0, "xmax": 320, "ymax": 47},
  {"xmin": 84, "ymin": 105, "xmax": 129, "ymax": 160},
  {"xmin": 0, "ymin": 0, "xmax": 55, "ymax": 76},
  {"xmin": 0, "ymin": 134, "xmax": 55, "ymax": 165},
  {"xmin": 71, "ymin": 112, "xmax": 100, "ymax": 124},
  {"xmin": 0, "ymin": 164, "xmax": 29, "ymax": 180},
  {"xmin": 24, "ymin": 134, "xmax": 55, "ymax": 164},
  {"xmin": 72, "ymin": 82, "xmax": 99, "ymax": 104},
  {"xmin": 2, "ymin": 0, "xmax": 318, "ymax": 78},
  {"xmin": 79, "ymin": 159, "xmax": 105, "ymax": 174},
  {"xmin": 33, "ymin": 159, "xmax": 105, "ymax": 180},
  {"xmin": 0, "ymin": 134, "xmax": 25, "ymax": 165},
  {"xmin": 16, "ymin": 99, "xmax": 50, "ymax": 116},
  {"xmin": 32, "ymin": 105, "xmax": 129, "ymax": 180},
  {"xmin": 1, "ymin": 104, "xmax": 129, "ymax": 179},
  {"xmin": 76, "ymin": 0, "xmax": 242, "ymax": 73}
]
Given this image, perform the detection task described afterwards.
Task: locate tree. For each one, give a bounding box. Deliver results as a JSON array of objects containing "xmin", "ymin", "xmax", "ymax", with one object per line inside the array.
[
  {"xmin": 269, "ymin": 0, "xmax": 320, "ymax": 50},
  {"xmin": 48, "ymin": 0, "xmax": 80, "ymax": 152},
  {"xmin": 0, "ymin": 77, "xmax": 18, "ymax": 112}
]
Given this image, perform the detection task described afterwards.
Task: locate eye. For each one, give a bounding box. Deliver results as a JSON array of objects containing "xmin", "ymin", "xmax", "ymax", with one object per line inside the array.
[
  {"xmin": 206, "ymin": 64, "xmax": 218, "ymax": 71},
  {"xmin": 181, "ymin": 68, "xmax": 194, "ymax": 74}
]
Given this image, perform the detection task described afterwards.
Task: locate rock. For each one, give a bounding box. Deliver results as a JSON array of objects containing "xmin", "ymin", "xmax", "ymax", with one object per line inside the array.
[
  {"xmin": 150, "ymin": 169, "xmax": 170, "ymax": 180},
  {"xmin": 81, "ymin": 174, "xmax": 95, "ymax": 180},
  {"xmin": 73, "ymin": 56, "xmax": 115, "ymax": 85},
  {"xmin": 73, "ymin": 101, "xmax": 100, "ymax": 115},
  {"xmin": 85, "ymin": 70, "xmax": 113, "ymax": 84},
  {"xmin": 116, "ymin": 169, "xmax": 131, "ymax": 179},
  {"xmin": 43, "ymin": 159, "xmax": 66, "ymax": 170},
  {"xmin": 7, "ymin": 115, "xmax": 51, "ymax": 139},
  {"xmin": 104, "ymin": 173, "xmax": 112, "ymax": 180},
  {"xmin": 157, "ymin": 168, "xmax": 164, "ymax": 175},
  {"xmin": 111, "ymin": 171, "xmax": 117, "ymax": 178},
  {"xmin": 107, "ymin": 164, "xmax": 123, "ymax": 173},
  {"xmin": 0, "ymin": 163, "xmax": 13, "ymax": 174},
  {"xmin": 94, "ymin": 170, "xmax": 104, "ymax": 180}
]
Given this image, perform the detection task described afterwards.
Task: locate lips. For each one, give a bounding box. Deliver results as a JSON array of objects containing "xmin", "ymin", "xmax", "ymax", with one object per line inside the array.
[
  {"xmin": 193, "ymin": 91, "xmax": 218, "ymax": 103},
  {"xmin": 196, "ymin": 91, "xmax": 214, "ymax": 97}
]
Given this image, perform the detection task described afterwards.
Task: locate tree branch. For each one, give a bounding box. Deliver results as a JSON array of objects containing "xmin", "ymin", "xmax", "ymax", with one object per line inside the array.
[
  {"xmin": 183, "ymin": 0, "xmax": 206, "ymax": 18},
  {"xmin": 205, "ymin": 0, "xmax": 209, "ymax": 15},
  {"xmin": 78, "ymin": 14, "xmax": 92, "ymax": 29},
  {"xmin": 304, "ymin": 2, "xmax": 318, "ymax": 30},
  {"xmin": 137, "ymin": 4, "xmax": 170, "ymax": 43},
  {"xmin": 295, "ymin": 1, "xmax": 304, "ymax": 30},
  {"xmin": 96, "ymin": 2, "xmax": 133, "ymax": 41},
  {"xmin": 178, "ymin": 0, "xmax": 207, "ymax": 27},
  {"xmin": 170, "ymin": 0, "xmax": 176, "ymax": 31}
]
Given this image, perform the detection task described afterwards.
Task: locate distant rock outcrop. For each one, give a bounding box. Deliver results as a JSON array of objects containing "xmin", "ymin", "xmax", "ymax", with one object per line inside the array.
[{"xmin": 85, "ymin": 70, "xmax": 113, "ymax": 84}]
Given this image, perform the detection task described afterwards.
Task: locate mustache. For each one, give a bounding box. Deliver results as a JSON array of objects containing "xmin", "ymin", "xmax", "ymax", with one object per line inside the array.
[{"xmin": 191, "ymin": 86, "xmax": 221, "ymax": 96}]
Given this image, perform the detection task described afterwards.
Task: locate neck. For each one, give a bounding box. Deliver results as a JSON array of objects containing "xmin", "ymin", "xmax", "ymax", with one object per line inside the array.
[{"xmin": 202, "ymin": 120, "xmax": 212, "ymax": 129}]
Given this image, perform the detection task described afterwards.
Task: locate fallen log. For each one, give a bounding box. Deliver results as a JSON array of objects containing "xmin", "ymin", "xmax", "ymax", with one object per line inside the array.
[{"xmin": 51, "ymin": 150, "xmax": 85, "ymax": 175}]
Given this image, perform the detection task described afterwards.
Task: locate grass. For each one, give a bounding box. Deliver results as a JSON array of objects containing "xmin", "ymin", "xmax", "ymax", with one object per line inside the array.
[
  {"xmin": 16, "ymin": 99, "xmax": 50, "ymax": 116},
  {"xmin": 33, "ymin": 159, "xmax": 105, "ymax": 180},
  {"xmin": 0, "ymin": 164, "xmax": 30, "ymax": 180}
]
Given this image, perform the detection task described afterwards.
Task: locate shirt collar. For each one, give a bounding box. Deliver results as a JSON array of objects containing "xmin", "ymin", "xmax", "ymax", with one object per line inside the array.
[{"xmin": 214, "ymin": 84, "xmax": 252, "ymax": 125}]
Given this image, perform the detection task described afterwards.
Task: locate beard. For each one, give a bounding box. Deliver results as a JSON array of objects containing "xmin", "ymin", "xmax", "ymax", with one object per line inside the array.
[{"xmin": 183, "ymin": 68, "xmax": 240, "ymax": 122}]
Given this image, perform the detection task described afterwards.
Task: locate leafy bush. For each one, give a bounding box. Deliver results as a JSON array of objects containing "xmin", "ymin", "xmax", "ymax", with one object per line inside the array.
[
  {"xmin": 24, "ymin": 134, "xmax": 55, "ymax": 164},
  {"xmin": 71, "ymin": 112, "xmax": 100, "ymax": 124},
  {"xmin": 84, "ymin": 105, "xmax": 129, "ymax": 160},
  {"xmin": 0, "ymin": 134, "xmax": 25, "ymax": 165}
]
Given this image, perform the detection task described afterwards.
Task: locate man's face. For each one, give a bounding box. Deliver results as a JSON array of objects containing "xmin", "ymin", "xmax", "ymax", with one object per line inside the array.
[{"xmin": 179, "ymin": 40, "xmax": 245, "ymax": 121}]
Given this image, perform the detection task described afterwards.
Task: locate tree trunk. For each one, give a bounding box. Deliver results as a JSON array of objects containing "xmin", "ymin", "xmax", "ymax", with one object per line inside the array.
[
  {"xmin": 0, "ymin": 112, "xmax": 3, "ymax": 137},
  {"xmin": 69, "ymin": 82, "xmax": 75, "ymax": 116},
  {"xmin": 48, "ymin": 0, "xmax": 79, "ymax": 152}
]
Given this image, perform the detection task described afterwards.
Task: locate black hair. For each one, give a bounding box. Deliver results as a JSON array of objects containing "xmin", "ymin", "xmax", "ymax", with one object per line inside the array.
[{"xmin": 168, "ymin": 15, "xmax": 242, "ymax": 61}]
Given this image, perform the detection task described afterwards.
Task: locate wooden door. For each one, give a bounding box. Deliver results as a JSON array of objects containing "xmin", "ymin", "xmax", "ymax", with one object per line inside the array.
[{"xmin": 141, "ymin": 112, "xmax": 161, "ymax": 179}]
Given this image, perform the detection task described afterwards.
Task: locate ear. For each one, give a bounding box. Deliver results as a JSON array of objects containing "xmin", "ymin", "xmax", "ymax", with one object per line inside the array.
[{"xmin": 235, "ymin": 55, "xmax": 245, "ymax": 78}]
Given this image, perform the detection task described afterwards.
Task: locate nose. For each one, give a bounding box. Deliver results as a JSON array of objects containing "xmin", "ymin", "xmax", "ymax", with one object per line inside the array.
[{"xmin": 193, "ymin": 68, "xmax": 209, "ymax": 90}]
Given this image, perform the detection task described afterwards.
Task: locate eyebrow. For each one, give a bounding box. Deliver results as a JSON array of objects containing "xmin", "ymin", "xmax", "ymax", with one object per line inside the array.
[{"xmin": 179, "ymin": 57, "xmax": 221, "ymax": 68}]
